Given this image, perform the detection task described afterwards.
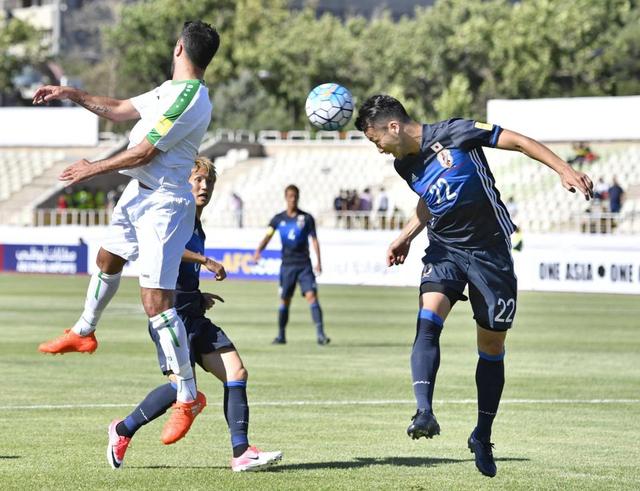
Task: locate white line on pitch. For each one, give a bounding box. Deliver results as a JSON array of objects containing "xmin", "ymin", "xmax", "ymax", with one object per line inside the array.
[{"xmin": 0, "ymin": 399, "xmax": 638, "ymax": 410}]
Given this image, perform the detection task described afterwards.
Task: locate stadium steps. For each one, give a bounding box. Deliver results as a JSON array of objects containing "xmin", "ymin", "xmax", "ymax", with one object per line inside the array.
[{"xmin": 0, "ymin": 141, "xmax": 126, "ymax": 226}]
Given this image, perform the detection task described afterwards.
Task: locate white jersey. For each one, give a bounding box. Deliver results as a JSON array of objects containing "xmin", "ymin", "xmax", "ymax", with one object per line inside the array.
[{"xmin": 122, "ymin": 79, "xmax": 212, "ymax": 192}]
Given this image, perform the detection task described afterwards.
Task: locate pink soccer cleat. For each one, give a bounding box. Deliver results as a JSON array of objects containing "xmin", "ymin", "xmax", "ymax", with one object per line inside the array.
[
  {"xmin": 106, "ymin": 419, "xmax": 131, "ymax": 469},
  {"xmin": 231, "ymin": 446, "xmax": 283, "ymax": 472}
]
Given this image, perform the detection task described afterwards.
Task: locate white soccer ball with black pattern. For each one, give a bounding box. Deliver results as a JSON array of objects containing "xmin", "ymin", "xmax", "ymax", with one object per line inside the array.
[{"xmin": 305, "ymin": 83, "xmax": 353, "ymax": 131}]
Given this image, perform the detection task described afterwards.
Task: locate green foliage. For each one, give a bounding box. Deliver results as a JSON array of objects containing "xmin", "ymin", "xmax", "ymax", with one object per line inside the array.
[
  {"xmin": 0, "ymin": 18, "xmax": 46, "ymax": 93},
  {"xmin": 67, "ymin": 0, "xmax": 640, "ymax": 129}
]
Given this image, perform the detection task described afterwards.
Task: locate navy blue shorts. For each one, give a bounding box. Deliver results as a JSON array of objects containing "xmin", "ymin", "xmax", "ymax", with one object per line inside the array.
[
  {"xmin": 420, "ymin": 241, "xmax": 517, "ymax": 331},
  {"xmin": 148, "ymin": 314, "xmax": 234, "ymax": 375},
  {"xmin": 279, "ymin": 262, "xmax": 317, "ymax": 299}
]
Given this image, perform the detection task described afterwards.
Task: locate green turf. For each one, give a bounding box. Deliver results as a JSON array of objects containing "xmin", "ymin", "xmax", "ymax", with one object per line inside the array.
[{"xmin": 1, "ymin": 274, "xmax": 639, "ymax": 490}]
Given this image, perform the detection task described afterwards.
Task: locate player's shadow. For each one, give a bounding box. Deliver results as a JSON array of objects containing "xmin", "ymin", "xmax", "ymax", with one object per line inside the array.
[
  {"xmin": 132, "ymin": 456, "xmax": 530, "ymax": 472},
  {"xmin": 0, "ymin": 456, "xmax": 20, "ymax": 459},
  {"xmin": 265, "ymin": 455, "xmax": 529, "ymax": 472}
]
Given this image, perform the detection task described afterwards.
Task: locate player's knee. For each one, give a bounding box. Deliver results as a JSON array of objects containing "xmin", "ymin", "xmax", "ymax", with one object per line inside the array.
[
  {"xmin": 231, "ymin": 366, "xmax": 248, "ymax": 382},
  {"xmin": 477, "ymin": 338, "xmax": 505, "ymax": 356},
  {"xmin": 143, "ymin": 293, "xmax": 174, "ymax": 318},
  {"xmin": 96, "ymin": 248, "xmax": 126, "ymax": 274}
]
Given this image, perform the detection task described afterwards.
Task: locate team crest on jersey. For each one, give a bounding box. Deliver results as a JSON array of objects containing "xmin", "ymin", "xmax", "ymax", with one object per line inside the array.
[
  {"xmin": 436, "ymin": 148, "xmax": 454, "ymax": 169},
  {"xmin": 296, "ymin": 215, "xmax": 306, "ymax": 228}
]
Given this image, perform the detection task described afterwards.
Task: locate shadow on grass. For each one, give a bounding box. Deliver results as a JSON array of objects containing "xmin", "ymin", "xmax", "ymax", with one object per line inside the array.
[
  {"xmin": 0, "ymin": 456, "xmax": 21, "ymax": 459},
  {"xmin": 265, "ymin": 455, "xmax": 530, "ymax": 472},
  {"xmin": 132, "ymin": 456, "xmax": 530, "ymax": 472}
]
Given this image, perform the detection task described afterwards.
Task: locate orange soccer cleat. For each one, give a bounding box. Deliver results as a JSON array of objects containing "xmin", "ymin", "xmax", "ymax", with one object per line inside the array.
[
  {"xmin": 38, "ymin": 329, "xmax": 98, "ymax": 354},
  {"xmin": 161, "ymin": 391, "xmax": 207, "ymax": 445}
]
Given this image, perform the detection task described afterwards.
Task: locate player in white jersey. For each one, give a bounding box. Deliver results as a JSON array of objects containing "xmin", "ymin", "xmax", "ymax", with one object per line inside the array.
[{"xmin": 35, "ymin": 21, "xmax": 220, "ymax": 444}]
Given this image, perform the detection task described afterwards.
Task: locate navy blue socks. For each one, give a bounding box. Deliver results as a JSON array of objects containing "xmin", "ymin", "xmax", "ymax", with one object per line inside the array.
[
  {"xmin": 310, "ymin": 302, "xmax": 325, "ymax": 337},
  {"xmin": 411, "ymin": 309, "xmax": 443, "ymax": 413},
  {"xmin": 117, "ymin": 382, "xmax": 176, "ymax": 438},
  {"xmin": 474, "ymin": 350, "xmax": 505, "ymax": 442},
  {"xmin": 277, "ymin": 305, "xmax": 289, "ymax": 340},
  {"xmin": 224, "ymin": 380, "xmax": 250, "ymax": 457}
]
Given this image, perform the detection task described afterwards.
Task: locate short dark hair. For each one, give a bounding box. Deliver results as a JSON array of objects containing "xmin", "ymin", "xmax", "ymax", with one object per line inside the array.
[
  {"xmin": 285, "ymin": 184, "xmax": 299, "ymax": 196},
  {"xmin": 354, "ymin": 95, "xmax": 411, "ymax": 131},
  {"xmin": 181, "ymin": 20, "xmax": 220, "ymax": 70}
]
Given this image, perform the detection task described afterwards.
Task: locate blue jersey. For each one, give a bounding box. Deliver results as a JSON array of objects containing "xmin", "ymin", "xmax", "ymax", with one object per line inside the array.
[
  {"xmin": 268, "ymin": 210, "xmax": 317, "ymax": 266},
  {"xmin": 175, "ymin": 218, "xmax": 205, "ymax": 316},
  {"xmin": 394, "ymin": 118, "xmax": 515, "ymax": 249}
]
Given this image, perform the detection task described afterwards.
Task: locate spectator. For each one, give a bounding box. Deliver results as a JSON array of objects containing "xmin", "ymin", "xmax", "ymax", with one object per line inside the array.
[
  {"xmin": 608, "ymin": 177, "xmax": 624, "ymax": 213},
  {"xmin": 593, "ymin": 177, "xmax": 608, "ymax": 201},
  {"xmin": 568, "ymin": 142, "xmax": 597, "ymax": 170},
  {"xmin": 94, "ymin": 189, "xmax": 106, "ymax": 208},
  {"xmin": 56, "ymin": 194, "xmax": 68, "ymax": 210},
  {"xmin": 359, "ymin": 188, "xmax": 372, "ymax": 211},
  {"xmin": 359, "ymin": 187, "xmax": 373, "ymax": 229},
  {"xmin": 376, "ymin": 186, "xmax": 389, "ymax": 229},
  {"xmin": 333, "ymin": 189, "xmax": 344, "ymax": 227},
  {"xmin": 505, "ymin": 196, "xmax": 518, "ymax": 220},
  {"xmin": 230, "ymin": 192, "xmax": 244, "ymax": 228}
]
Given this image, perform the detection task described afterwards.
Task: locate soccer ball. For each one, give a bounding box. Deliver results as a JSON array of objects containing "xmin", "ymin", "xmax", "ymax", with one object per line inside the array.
[{"xmin": 305, "ymin": 83, "xmax": 353, "ymax": 131}]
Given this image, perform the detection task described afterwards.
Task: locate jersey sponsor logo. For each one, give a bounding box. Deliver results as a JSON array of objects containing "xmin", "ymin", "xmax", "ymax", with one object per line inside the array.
[
  {"xmin": 436, "ymin": 148, "xmax": 453, "ymax": 168},
  {"xmin": 474, "ymin": 121, "xmax": 493, "ymax": 131},
  {"xmin": 411, "ymin": 173, "xmax": 419, "ymax": 183}
]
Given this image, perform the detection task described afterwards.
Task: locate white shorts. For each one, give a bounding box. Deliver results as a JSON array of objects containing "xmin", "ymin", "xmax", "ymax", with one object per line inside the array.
[{"xmin": 102, "ymin": 180, "xmax": 195, "ymax": 289}]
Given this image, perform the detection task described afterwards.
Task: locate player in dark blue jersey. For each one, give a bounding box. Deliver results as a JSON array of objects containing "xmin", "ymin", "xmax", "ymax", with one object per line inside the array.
[
  {"xmin": 106, "ymin": 157, "xmax": 282, "ymax": 472},
  {"xmin": 253, "ymin": 184, "xmax": 330, "ymax": 345},
  {"xmin": 355, "ymin": 95, "xmax": 593, "ymax": 478}
]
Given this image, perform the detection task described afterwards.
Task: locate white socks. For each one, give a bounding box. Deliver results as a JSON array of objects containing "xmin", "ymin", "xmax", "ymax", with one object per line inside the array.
[
  {"xmin": 150, "ymin": 308, "xmax": 197, "ymax": 403},
  {"xmin": 72, "ymin": 271, "xmax": 122, "ymax": 336}
]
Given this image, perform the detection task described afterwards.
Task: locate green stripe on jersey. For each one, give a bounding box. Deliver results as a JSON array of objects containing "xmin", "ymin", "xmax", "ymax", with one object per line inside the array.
[{"xmin": 146, "ymin": 80, "xmax": 201, "ymax": 145}]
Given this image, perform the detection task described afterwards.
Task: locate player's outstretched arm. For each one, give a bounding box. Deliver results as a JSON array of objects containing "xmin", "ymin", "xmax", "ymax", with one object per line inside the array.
[
  {"xmin": 496, "ymin": 129, "xmax": 593, "ymax": 200},
  {"xmin": 59, "ymin": 139, "xmax": 159, "ymax": 185},
  {"xmin": 386, "ymin": 199, "xmax": 430, "ymax": 267},
  {"xmin": 32, "ymin": 85, "xmax": 140, "ymax": 122}
]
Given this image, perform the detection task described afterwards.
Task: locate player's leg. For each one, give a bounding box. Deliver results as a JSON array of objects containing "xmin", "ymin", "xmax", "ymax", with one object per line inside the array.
[
  {"xmin": 107, "ymin": 382, "xmax": 176, "ymax": 469},
  {"xmin": 275, "ymin": 265, "xmax": 295, "ymax": 344},
  {"xmin": 39, "ymin": 181, "xmax": 141, "ymax": 354},
  {"xmin": 108, "ymin": 316, "xmax": 202, "ymax": 468},
  {"xmin": 197, "ymin": 325, "xmax": 282, "ymax": 471},
  {"xmin": 466, "ymin": 242, "xmax": 517, "ymax": 477},
  {"xmin": 138, "ymin": 188, "xmax": 202, "ymax": 443},
  {"xmin": 300, "ymin": 265, "xmax": 329, "ymax": 344},
  {"xmin": 408, "ymin": 244, "xmax": 468, "ymax": 440}
]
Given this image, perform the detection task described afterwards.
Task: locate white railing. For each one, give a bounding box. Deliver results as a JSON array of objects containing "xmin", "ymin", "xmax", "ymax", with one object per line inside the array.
[
  {"xmin": 568, "ymin": 212, "xmax": 640, "ymax": 234},
  {"xmin": 22, "ymin": 208, "xmax": 640, "ymax": 234},
  {"xmin": 33, "ymin": 208, "xmax": 112, "ymax": 227}
]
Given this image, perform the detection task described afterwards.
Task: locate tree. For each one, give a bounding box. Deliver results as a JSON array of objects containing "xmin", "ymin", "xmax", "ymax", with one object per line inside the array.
[{"xmin": 0, "ymin": 17, "xmax": 46, "ymax": 101}]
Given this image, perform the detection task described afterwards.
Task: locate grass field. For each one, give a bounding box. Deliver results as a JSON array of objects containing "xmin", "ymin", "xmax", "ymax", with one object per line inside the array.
[{"xmin": 1, "ymin": 273, "xmax": 639, "ymax": 490}]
